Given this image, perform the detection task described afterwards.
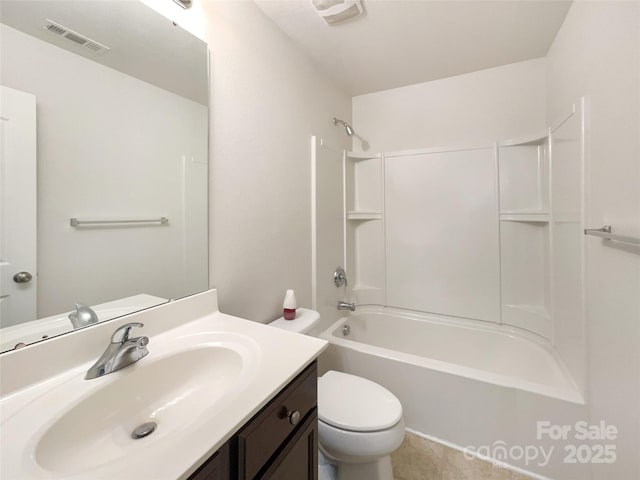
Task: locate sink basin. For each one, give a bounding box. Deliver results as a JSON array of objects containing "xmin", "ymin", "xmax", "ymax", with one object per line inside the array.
[
  {"xmin": 35, "ymin": 346, "xmax": 244, "ymax": 473},
  {"xmin": 1, "ymin": 330, "xmax": 259, "ymax": 478}
]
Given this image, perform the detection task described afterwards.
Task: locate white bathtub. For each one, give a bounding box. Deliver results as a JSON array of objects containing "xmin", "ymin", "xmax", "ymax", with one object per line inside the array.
[
  {"xmin": 322, "ymin": 307, "xmax": 581, "ymax": 403},
  {"xmin": 320, "ymin": 307, "xmax": 588, "ymax": 478}
]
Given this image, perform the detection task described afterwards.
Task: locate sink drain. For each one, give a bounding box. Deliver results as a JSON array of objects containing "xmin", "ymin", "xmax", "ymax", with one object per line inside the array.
[{"xmin": 131, "ymin": 421, "xmax": 157, "ymax": 439}]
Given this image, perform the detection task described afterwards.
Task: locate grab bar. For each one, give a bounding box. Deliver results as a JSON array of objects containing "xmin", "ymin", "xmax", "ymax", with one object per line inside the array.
[
  {"xmin": 584, "ymin": 225, "xmax": 640, "ymax": 246},
  {"xmin": 70, "ymin": 217, "xmax": 169, "ymax": 227}
]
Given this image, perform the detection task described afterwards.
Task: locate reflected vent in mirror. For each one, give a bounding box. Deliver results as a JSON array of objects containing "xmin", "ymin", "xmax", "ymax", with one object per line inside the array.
[{"xmin": 43, "ymin": 20, "xmax": 110, "ymax": 55}]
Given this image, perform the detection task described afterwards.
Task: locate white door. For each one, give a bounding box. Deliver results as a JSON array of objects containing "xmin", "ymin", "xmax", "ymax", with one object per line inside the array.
[{"xmin": 0, "ymin": 86, "xmax": 37, "ymax": 328}]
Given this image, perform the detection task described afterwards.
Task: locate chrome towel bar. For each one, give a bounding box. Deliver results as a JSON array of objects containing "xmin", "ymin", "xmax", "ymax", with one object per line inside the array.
[
  {"xmin": 584, "ymin": 225, "xmax": 640, "ymax": 246},
  {"xmin": 70, "ymin": 217, "xmax": 169, "ymax": 227}
]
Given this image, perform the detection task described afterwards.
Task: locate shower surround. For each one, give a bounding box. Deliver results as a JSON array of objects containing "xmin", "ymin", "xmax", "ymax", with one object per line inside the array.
[{"xmin": 313, "ymin": 94, "xmax": 588, "ymax": 479}]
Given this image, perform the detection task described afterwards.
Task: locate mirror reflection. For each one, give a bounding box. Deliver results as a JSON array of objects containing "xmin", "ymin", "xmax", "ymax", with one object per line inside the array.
[{"xmin": 0, "ymin": 0, "xmax": 209, "ymax": 353}]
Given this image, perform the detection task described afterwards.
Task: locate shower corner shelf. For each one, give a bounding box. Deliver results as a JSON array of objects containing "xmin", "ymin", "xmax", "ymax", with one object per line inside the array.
[
  {"xmin": 498, "ymin": 131, "xmax": 548, "ymax": 147},
  {"xmin": 499, "ymin": 211, "xmax": 549, "ymax": 223},
  {"xmin": 346, "ymin": 151, "xmax": 381, "ymax": 161},
  {"xmin": 347, "ymin": 211, "xmax": 382, "ymax": 221},
  {"xmin": 352, "ymin": 284, "xmax": 381, "ymax": 292}
]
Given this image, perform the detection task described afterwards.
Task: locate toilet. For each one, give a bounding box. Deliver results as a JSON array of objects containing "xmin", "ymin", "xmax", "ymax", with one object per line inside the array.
[{"xmin": 270, "ymin": 309, "xmax": 405, "ymax": 480}]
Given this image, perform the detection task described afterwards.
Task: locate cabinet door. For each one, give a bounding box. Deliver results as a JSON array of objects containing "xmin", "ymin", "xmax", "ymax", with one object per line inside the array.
[
  {"xmin": 238, "ymin": 363, "xmax": 317, "ymax": 479},
  {"xmin": 262, "ymin": 412, "xmax": 318, "ymax": 480},
  {"xmin": 188, "ymin": 442, "xmax": 230, "ymax": 480}
]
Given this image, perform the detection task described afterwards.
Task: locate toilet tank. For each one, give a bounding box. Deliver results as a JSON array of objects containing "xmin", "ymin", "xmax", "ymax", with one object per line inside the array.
[{"xmin": 269, "ymin": 308, "xmax": 320, "ymax": 335}]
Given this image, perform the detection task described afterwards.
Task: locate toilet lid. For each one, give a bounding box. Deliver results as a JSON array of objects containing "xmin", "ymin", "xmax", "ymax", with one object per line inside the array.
[{"xmin": 318, "ymin": 371, "xmax": 402, "ymax": 432}]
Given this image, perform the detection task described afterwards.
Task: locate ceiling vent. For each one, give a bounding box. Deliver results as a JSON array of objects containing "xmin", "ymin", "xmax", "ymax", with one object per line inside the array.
[
  {"xmin": 311, "ymin": 0, "xmax": 364, "ymax": 26},
  {"xmin": 43, "ymin": 20, "xmax": 110, "ymax": 55}
]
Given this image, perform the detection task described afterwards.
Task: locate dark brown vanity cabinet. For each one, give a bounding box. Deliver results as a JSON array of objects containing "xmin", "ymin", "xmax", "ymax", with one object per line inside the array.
[
  {"xmin": 188, "ymin": 443, "xmax": 231, "ymax": 480},
  {"xmin": 189, "ymin": 361, "xmax": 318, "ymax": 480}
]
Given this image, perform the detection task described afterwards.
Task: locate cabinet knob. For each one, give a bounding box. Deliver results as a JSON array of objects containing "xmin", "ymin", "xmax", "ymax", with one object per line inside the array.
[{"xmin": 288, "ymin": 410, "xmax": 301, "ymax": 426}]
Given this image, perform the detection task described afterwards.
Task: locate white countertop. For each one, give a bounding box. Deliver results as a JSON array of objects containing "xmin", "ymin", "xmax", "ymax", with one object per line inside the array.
[{"xmin": 0, "ymin": 290, "xmax": 327, "ymax": 480}]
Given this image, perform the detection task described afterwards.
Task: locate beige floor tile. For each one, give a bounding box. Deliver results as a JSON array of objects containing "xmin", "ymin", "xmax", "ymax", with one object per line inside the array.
[{"xmin": 391, "ymin": 433, "xmax": 534, "ymax": 480}]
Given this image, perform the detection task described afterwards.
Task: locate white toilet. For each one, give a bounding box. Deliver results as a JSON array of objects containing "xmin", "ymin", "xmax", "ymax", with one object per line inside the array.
[{"xmin": 270, "ymin": 309, "xmax": 405, "ymax": 480}]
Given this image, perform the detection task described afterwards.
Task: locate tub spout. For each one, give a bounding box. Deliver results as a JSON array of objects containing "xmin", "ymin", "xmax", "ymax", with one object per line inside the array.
[{"xmin": 338, "ymin": 301, "xmax": 356, "ymax": 311}]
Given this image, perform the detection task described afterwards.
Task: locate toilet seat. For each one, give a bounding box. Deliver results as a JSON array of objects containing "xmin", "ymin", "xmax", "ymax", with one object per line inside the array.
[{"xmin": 318, "ymin": 371, "xmax": 403, "ymax": 432}]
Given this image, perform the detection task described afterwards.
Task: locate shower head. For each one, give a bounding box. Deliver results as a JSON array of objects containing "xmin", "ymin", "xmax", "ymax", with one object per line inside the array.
[
  {"xmin": 333, "ymin": 117, "xmax": 355, "ymax": 136},
  {"xmin": 345, "ymin": 123, "xmax": 354, "ymax": 136}
]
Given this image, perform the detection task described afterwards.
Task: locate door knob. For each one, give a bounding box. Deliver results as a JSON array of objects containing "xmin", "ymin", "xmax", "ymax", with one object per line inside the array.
[{"xmin": 13, "ymin": 272, "xmax": 32, "ymax": 283}]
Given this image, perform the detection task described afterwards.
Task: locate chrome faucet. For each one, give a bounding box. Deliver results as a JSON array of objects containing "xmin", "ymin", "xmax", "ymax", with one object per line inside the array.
[
  {"xmin": 85, "ymin": 322, "xmax": 149, "ymax": 380},
  {"xmin": 337, "ymin": 301, "xmax": 356, "ymax": 311},
  {"xmin": 69, "ymin": 303, "xmax": 99, "ymax": 329}
]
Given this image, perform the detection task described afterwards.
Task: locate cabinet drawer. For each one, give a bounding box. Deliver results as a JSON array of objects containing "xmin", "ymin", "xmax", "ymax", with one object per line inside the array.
[{"xmin": 237, "ymin": 362, "xmax": 317, "ymax": 480}]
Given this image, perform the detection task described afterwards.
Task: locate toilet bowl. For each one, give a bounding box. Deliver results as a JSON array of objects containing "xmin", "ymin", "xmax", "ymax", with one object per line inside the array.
[
  {"xmin": 269, "ymin": 309, "xmax": 404, "ymax": 480},
  {"xmin": 318, "ymin": 370, "xmax": 404, "ymax": 480}
]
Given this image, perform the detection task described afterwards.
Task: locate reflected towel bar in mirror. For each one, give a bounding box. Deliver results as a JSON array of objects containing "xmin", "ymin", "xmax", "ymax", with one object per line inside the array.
[
  {"xmin": 584, "ymin": 225, "xmax": 640, "ymax": 246},
  {"xmin": 70, "ymin": 217, "xmax": 169, "ymax": 227}
]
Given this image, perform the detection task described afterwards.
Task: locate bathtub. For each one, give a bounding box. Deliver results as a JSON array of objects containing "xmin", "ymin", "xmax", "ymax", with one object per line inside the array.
[{"xmin": 319, "ymin": 306, "xmax": 587, "ymax": 478}]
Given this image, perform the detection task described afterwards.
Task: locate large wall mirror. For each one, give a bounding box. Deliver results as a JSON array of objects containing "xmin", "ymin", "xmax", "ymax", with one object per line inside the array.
[{"xmin": 0, "ymin": 0, "xmax": 209, "ymax": 353}]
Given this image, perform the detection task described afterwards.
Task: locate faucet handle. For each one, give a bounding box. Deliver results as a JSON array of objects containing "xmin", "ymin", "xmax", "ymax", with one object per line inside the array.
[
  {"xmin": 111, "ymin": 322, "xmax": 144, "ymax": 344},
  {"xmin": 334, "ymin": 266, "xmax": 348, "ymax": 288}
]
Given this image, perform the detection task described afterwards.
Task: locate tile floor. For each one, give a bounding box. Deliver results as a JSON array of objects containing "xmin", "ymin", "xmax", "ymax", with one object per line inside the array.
[{"xmin": 392, "ymin": 432, "xmax": 533, "ymax": 480}]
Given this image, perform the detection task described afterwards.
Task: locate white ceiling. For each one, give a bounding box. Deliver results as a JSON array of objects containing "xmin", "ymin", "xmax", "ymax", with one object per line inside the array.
[
  {"xmin": 0, "ymin": 0, "xmax": 208, "ymax": 104},
  {"xmin": 254, "ymin": 0, "xmax": 572, "ymax": 96}
]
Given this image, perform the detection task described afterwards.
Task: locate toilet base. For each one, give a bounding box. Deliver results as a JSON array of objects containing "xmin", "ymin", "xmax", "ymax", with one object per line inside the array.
[
  {"xmin": 319, "ymin": 450, "xmax": 337, "ymax": 480},
  {"xmin": 336, "ymin": 455, "xmax": 393, "ymax": 480}
]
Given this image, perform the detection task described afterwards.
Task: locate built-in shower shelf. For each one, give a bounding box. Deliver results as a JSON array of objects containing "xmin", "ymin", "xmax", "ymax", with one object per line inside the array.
[
  {"xmin": 498, "ymin": 131, "xmax": 548, "ymax": 147},
  {"xmin": 346, "ymin": 151, "xmax": 381, "ymax": 161},
  {"xmin": 501, "ymin": 209, "xmax": 548, "ymax": 215},
  {"xmin": 347, "ymin": 211, "xmax": 382, "ymax": 221},
  {"xmin": 500, "ymin": 212, "xmax": 549, "ymax": 223},
  {"xmin": 352, "ymin": 284, "xmax": 380, "ymax": 292}
]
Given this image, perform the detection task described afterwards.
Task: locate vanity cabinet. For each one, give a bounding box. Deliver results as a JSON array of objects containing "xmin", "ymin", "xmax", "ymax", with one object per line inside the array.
[
  {"xmin": 259, "ymin": 412, "xmax": 317, "ymax": 479},
  {"xmin": 189, "ymin": 443, "xmax": 231, "ymax": 480},
  {"xmin": 189, "ymin": 361, "xmax": 318, "ymax": 480}
]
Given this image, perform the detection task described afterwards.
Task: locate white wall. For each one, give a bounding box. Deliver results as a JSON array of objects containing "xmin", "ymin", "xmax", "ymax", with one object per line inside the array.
[
  {"xmin": 352, "ymin": 58, "xmax": 547, "ymax": 152},
  {"xmin": 547, "ymin": 1, "xmax": 640, "ymax": 478},
  {"xmin": 142, "ymin": 0, "xmax": 352, "ymax": 323},
  {"xmin": 0, "ymin": 24, "xmax": 208, "ymax": 318}
]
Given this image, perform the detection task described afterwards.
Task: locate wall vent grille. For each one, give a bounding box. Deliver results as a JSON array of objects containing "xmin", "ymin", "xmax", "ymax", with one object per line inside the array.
[{"xmin": 43, "ymin": 20, "xmax": 110, "ymax": 55}]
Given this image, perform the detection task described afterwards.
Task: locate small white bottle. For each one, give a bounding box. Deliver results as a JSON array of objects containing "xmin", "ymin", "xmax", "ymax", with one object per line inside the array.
[{"xmin": 283, "ymin": 289, "xmax": 296, "ymax": 320}]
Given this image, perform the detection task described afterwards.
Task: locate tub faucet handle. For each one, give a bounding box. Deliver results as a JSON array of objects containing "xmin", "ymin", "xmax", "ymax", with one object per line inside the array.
[{"xmin": 334, "ymin": 267, "xmax": 348, "ymax": 288}]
